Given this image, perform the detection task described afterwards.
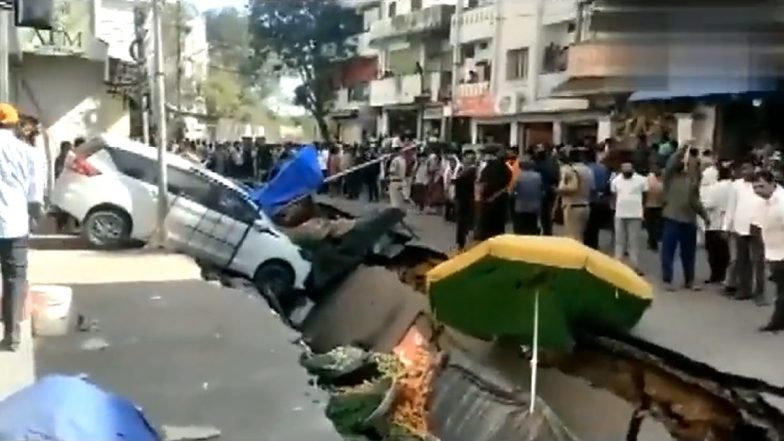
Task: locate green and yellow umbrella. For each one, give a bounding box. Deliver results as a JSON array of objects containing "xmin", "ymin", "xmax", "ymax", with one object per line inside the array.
[{"xmin": 426, "ymin": 235, "xmax": 653, "ymax": 350}]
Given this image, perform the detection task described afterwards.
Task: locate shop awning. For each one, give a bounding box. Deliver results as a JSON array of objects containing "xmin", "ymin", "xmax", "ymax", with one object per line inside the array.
[
  {"xmin": 550, "ymin": 77, "xmax": 640, "ymax": 98},
  {"xmin": 628, "ymin": 76, "xmax": 777, "ymax": 101}
]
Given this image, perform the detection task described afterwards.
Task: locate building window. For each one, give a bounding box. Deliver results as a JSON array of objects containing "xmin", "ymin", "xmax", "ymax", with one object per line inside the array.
[
  {"xmin": 411, "ymin": 0, "xmax": 422, "ymax": 11},
  {"xmin": 467, "ymin": 0, "xmax": 479, "ymax": 8},
  {"xmin": 388, "ymin": 1, "xmax": 397, "ymax": 17},
  {"xmin": 506, "ymin": 48, "xmax": 529, "ymax": 80}
]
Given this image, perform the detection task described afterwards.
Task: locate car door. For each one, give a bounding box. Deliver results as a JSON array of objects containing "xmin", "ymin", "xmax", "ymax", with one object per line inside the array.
[
  {"xmin": 105, "ymin": 147, "xmax": 159, "ymax": 240},
  {"xmin": 199, "ymin": 184, "xmax": 260, "ymax": 268},
  {"xmin": 163, "ymin": 166, "xmax": 221, "ymax": 263}
]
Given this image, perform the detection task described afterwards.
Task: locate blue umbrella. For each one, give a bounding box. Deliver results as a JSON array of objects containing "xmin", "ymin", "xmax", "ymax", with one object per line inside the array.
[{"xmin": 0, "ymin": 375, "xmax": 160, "ymax": 441}]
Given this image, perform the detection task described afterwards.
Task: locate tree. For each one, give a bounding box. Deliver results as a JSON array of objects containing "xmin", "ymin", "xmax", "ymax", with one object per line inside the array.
[
  {"xmin": 201, "ymin": 7, "xmax": 271, "ymax": 123},
  {"xmin": 247, "ymin": 0, "xmax": 362, "ymax": 142}
]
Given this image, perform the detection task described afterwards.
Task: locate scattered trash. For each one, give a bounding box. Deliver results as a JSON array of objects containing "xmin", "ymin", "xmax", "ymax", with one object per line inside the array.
[
  {"xmin": 76, "ymin": 373, "xmax": 90, "ymax": 380},
  {"xmin": 201, "ymin": 382, "xmax": 209, "ymax": 390},
  {"xmin": 77, "ymin": 314, "xmax": 99, "ymax": 333},
  {"xmin": 292, "ymin": 406, "xmax": 303, "ymax": 412},
  {"xmin": 161, "ymin": 425, "xmax": 221, "ymax": 441},
  {"xmin": 150, "ymin": 296, "xmax": 162, "ymax": 301},
  {"xmin": 214, "ymin": 333, "xmax": 221, "ymax": 339},
  {"xmin": 80, "ymin": 337, "xmax": 109, "ymax": 351}
]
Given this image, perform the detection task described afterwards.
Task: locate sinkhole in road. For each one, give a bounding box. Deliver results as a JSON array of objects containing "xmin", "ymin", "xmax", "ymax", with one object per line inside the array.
[{"xmin": 377, "ymin": 245, "xmax": 784, "ymax": 441}]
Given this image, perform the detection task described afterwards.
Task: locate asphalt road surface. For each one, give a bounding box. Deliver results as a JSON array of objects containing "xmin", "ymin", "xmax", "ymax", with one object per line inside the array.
[
  {"xmin": 35, "ymin": 280, "xmax": 341, "ymax": 441},
  {"xmin": 318, "ymin": 196, "xmax": 784, "ymax": 399}
]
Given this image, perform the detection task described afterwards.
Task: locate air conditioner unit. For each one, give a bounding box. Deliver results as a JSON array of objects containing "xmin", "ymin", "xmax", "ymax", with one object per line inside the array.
[
  {"xmin": 495, "ymin": 95, "xmax": 513, "ymax": 115},
  {"xmin": 496, "ymin": 93, "xmax": 526, "ymax": 115}
]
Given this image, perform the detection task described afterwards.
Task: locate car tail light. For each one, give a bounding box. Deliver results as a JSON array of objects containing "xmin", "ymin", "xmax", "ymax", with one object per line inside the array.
[{"xmin": 68, "ymin": 156, "xmax": 102, "ymax": 177}]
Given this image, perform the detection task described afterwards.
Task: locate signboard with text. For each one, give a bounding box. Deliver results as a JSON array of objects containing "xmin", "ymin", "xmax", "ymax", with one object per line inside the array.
[
  {"xmin": 17, "ymin": 0, "xmax": 92, "ymax": 57},
  {"xmin": 455, "ymin": 93, "xmax": 496, "ymax": 118}
]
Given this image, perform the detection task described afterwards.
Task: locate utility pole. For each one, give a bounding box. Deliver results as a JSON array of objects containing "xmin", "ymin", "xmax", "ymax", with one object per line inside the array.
[
  {"xmin": 0, "ymin": 8, "xmax": 10, "ymax": 102},
  {"xmin": 175, "ymin": 0, "xmax": 183, "ymax": 143},
  {"xmin": 151, "ymin": 0, "xmax": 169, "ymax": 244},
  {"xmin": 447, "ymin": 0, "xmax": 464, "ymax": 144}
]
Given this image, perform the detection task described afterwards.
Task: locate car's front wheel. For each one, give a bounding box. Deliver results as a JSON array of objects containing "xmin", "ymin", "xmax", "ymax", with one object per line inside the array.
[
  {"xmin": 253, "ymin": 260, "xmax": 296, "ymax": 320},
  {"xmin": 82, "ymin": 207, "xmax": 132, "ymax": 250}
]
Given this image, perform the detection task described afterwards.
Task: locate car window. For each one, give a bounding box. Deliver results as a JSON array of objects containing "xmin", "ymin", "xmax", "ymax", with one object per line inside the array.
[
  {"xmin": 167, "ymin": 167, "xmax": 259, "ymax": 224},
  {"xmin": 209, "ymin": 186, "xmax": 259, "ymax": 224},
  {"xmin": 107, "ymin": 148, "xmax": 157, "ymax": 184},
  {"xmin": 167, "ymin": 166, "xmax": 213, "ymax": 204}
]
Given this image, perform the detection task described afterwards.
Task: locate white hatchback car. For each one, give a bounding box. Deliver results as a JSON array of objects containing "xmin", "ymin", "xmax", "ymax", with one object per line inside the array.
[{"xmin": 50, "ymin": 135, "xmax": 313, "ymax": 297}]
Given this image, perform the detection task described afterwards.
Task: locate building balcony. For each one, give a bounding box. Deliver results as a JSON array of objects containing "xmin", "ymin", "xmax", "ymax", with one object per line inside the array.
[
  {"xmin": 333, "ymin": 85, "xmax": 370, "ymax": 112},
  {"xmin": 423, "ymin": 71, "xmax": 452, "ymax": 102},
  {"xmin": 455, "ymin": 81, "xmax": 490, "ymax": 99},
  {"xmin": 342, "ymin": 0, "xmax": 381, "ymax": 9},
  {"xmin": 369, "ymin": 74, "xmax": 425, "ymax": 106},
  {"xmin": 565, "ymin": 42, "xmax": 659, "ymax": 78},
  {"xmin": 451, "ymin": 4, "xmax": 496, "ymax": 44},
  {"xmin": 368, "ymin": 4, "xmax": 454, "ymax": 45},
  {"xmin": 346, "ymin": 32, "xmax": 375, "ymax": 58},
  {"xmin": 542, "ymin": 0, "xmax": 578, "ymax": 25}
]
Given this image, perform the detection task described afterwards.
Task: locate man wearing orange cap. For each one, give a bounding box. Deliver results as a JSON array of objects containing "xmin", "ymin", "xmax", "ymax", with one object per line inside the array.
[{"xmin": 0, "ymin": 103, "xmax": 44, "ymax": 351}]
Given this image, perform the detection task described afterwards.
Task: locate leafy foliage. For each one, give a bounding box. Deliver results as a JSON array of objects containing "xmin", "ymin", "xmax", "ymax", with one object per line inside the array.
[
  {"xmin": 247, "ymin": 0, "xmax": 363, "ymax": 141},
  {"xmin": 202, "ymin": 6, "xmax": 270, "ymax": 123}
]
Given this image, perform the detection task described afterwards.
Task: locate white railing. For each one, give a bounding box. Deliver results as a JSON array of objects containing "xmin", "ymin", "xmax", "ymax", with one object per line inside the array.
[
  {"xmin": 369, "ymin": 74, "xmax": 423, "ymax": 107},
  {"xmin": 369, "ymin": 5, "xmax": 453, "ymax": 44},
  {"xmin": 456, "ymin": 81, "xmax": 490, "ymax": 98},
  {"xmin": 451, "ymin": 4, "xmax": 495, "ymax": 44}
]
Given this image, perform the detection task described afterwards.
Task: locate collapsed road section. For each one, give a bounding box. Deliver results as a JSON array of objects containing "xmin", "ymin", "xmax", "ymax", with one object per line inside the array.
[
  {"xmin": 310, "ymin": 202, "xmax": 784, "ymax": 441},
  {"xmin": 176, "ymin": 198, "xmax": 784, "ymax": 441}
]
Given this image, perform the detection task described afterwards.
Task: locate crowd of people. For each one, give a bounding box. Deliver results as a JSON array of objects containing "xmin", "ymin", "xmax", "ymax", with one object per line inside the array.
[
  {"xmin": 372, "ymin": 135, "xmax": 784, "ymax": 334},
  {"xmin": 166, "ymin": 132, "xmax": 784, "ymax": 335}
]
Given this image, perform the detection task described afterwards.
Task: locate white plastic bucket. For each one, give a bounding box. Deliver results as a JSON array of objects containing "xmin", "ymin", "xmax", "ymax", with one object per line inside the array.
[{"xmin": 30, "ymin": 285, "xmax": 73, "ymax": 337}]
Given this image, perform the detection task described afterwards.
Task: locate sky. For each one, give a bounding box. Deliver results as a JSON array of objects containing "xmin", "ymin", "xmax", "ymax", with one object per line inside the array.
[{"xmin": 194, "ymin": 0, "xmax": 248, "ymax": 12}]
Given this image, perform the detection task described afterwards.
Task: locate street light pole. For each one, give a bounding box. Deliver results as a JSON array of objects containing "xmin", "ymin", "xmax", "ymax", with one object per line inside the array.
[
  {"xmin": 175, "ymin": 0, "xmax": 182, "ymax": 142},
  {"xmin": 151, "ymin": 0, "xmax": 169, "ymax": 244},
  {"xmin": 0, "ymin": 9, "xmax": 10, "ymax": 102},
  {"xmin": 447, "ymin": 0, "xmax": 464, "ymax": 144}
]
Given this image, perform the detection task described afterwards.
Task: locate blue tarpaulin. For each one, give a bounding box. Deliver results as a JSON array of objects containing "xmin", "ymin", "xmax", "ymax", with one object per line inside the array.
[
  {"xmin": 250, "ymin": 145, "xmax": 324, "ymax": 216},
  {"xmin": 628, "ymin": 76, "xmax": 776, "ymax": 101},
  {"xmin": 0, "ymin": 375, "xmax": 160, "ymax": 441}
]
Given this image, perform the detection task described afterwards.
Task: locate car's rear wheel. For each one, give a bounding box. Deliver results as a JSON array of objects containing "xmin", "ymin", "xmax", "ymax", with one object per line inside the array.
[
  {"xmin": 82, "ymin": 207, "xmax": 132, "ymax": 250},
  {"xmin": 253, "ymin": 260, "xmax": 296, "ymax": 320}
]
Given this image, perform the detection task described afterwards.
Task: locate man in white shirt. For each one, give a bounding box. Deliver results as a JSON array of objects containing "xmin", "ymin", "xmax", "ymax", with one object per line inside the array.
[
  {"xmin": 752, "ymin": 171, "xmax": 784, "ymax": 332},
  {"xmin": 0, "ymin": 104, "xmax": 44, "ymax": 351},
  {"xmin": 387, "ymin": 145, "xmax": 408, "ymax": 209},
  {"xmin": 700, "ymin": 166, "xmax": 732, "ymax": 284},
  {"xmin": 611, "ymin": 161, "xmax": 648, "ymax": 273},
  {"xmin": 723, "ymin": 160, "xmax": 766, "ymax": 301}
]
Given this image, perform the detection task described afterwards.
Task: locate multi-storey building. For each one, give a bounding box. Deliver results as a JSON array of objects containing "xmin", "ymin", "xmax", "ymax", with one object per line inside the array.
[
  {"xmin": 331, "ymin": 0, "xmax": 455, "ymax": 143},
  {"xmin": 452, "ymin": 0, "xmax": 599, "ymax": 147},
  {"xmin": 553, "ymin": 0, "xmax": 782, "ymax": 153},
  {"xmin": 329, "ymin": 0, "xmax": 381, "ymax": 144},
  {"xmin": 332, "ymin": 0, "xmax": 630, "ymax": 147}
]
